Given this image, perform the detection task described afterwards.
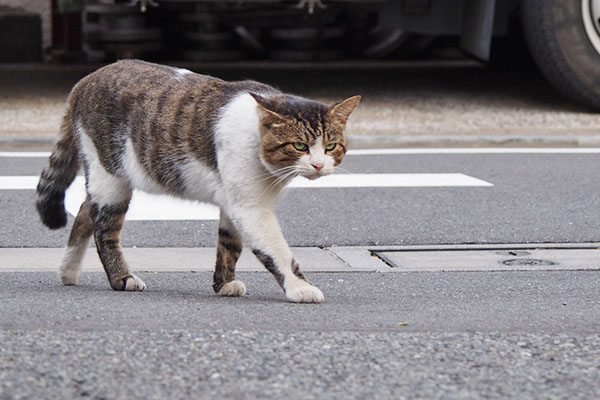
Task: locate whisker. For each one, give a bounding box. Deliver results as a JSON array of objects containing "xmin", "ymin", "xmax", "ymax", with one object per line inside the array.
[
  {"xmin": 259, "ymin": 168, "xmax": 298, "ymax": 200},
  {"xmin": 270, "ymin": 168, "xmax": 298, "ymax": 191},
  {"xmin": 233, "ymin": 166, "xmax": 297, "ymax": 188},
  {"xmin": 333, "ymin": 166, "xmax": 354, "ymax": 175}
]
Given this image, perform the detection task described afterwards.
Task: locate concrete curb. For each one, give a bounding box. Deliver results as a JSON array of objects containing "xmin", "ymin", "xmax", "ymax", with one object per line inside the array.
[
  {"xmin": 2, "ymin": 243, "xmax": 599, "ymax": 273},
  {"xmin": 0, "ymin": 247, "xmax": 390, "ymax": 273}
]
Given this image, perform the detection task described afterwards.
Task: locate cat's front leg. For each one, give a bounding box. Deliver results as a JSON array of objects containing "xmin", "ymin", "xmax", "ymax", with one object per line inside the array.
[
  {"xmin": 231, "ymin": 208, "xmax": 323, "ymax": 303},
  {"xmin": 213, "ymin": 215, "xmax": 246, "ymax": 297},
  {"xmin": 252, "ymin": 249, "xmax": 324, "ymax": 303}
]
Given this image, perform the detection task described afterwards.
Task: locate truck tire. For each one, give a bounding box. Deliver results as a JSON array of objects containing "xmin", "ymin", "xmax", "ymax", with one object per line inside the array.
[{"xmin": 521, "ymin": 0, "xmax": 600, "ymax": 110}]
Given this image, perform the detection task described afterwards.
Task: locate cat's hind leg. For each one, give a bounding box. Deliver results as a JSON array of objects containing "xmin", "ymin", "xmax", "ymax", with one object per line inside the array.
[
  {"xmin": 90, "ymin": 199, "xmax": 145, "ymax": 291},
  {"xmin": 59, "ymin": 198, "xmax": 93, "ymax": 285},
  {"xmin": 89, "ymin": 196, "xmax": 145, "ymax": 291},
  {"xmin": 77, "ymin": 124, "xmax": 143, "ymax": 291},
  {"xmin": 84, "ymin": 172, "xmax": 144, "ymax": 291},
  {"xmin": 213, "ymin": 215, "xmax": 246, "ymax": 296}
]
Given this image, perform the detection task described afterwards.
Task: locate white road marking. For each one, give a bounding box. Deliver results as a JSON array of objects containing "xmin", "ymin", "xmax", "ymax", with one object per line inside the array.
[
  {"xmin": 0, "ymin": 152, "xmax": 51, "ymax": 158},
  {"xmin": 0, "ymin": 176, "xmax": 40, "ymax": 189},
  {"xmin": 3, "ymin": 148, "xmax": 600, "ymax": 159},
  {"xmin": 63, "ymin": 177, "xmax": 220, "ymax": 220},
  {"xmin": 347, "ymin": 148, "xmax": 600, "ymax": 155},
  {"xmin": 289, "ymin": 173, "xmax": 492, "ymax": 188},
  {"xmin": 0, "ymin": 173, "xmax": 493, "ymax": 220}
]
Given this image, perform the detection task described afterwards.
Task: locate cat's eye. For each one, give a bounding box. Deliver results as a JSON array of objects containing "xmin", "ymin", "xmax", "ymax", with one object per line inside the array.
[
  {"xmin": 325, "ymin": 143, "xmax": 336, "ymax": 151},
  {"xmin": 293, "ymin": 142, "xmax": 308, "ymax": 151}
]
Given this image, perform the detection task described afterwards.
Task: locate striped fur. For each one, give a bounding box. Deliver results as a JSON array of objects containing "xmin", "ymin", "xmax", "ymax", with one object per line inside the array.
[
  {"xmin": 36, "ymin": 60, "xmax": 360, "ymax": 302},
  {"xmin": 35, "ymin": 112, "xmax": 80, "ymax": 229},
  {"xmin": 213, "ymin": 218, "xmax": 244, "ymax": 295}
]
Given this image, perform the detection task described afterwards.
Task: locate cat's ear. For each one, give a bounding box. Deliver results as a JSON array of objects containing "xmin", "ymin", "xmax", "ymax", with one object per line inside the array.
[
  {"xmin": 329, "ymin": 95, "xmax": 361, "ymax": 127},
  {"xmin": 249, "ymin": 92, "xmax": 289, "ymax": 123}
]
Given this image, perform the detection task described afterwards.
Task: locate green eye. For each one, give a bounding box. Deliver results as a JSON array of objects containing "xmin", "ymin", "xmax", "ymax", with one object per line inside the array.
[
  {"xmin": 293, "ymin": 142, "xmax": 308, "ymax": 151},
  {"xmin": 325, "ymin": 143, "xmax": 336, "ymax": 151}
]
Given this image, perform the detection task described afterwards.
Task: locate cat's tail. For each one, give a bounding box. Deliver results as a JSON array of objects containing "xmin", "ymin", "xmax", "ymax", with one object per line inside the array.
[{"xmin": 36, "ymin": 113, "xmax": 80, "ymax": 229}]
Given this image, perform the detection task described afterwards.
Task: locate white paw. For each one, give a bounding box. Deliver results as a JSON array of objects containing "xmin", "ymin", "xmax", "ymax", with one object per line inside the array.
[
  {"xmin": 123, "ymin": 274, "xmax": 146, "ymax": 291},
  {"xmin": 59, "ymin": 267, "xmax": 81, "ymax": 286},
  {"xmin": 286, "ymin": 285, "xmax": 324, "ymax": 304},
  {"xmin": 217, "ymin": 280, "xmax": 247, "ymax": 297}
]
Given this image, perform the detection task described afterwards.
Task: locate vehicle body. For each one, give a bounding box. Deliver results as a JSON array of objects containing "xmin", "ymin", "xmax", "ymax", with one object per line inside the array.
[{"xmin": 72, "ymin": 0, "xmax": 600, "ymax": 109}]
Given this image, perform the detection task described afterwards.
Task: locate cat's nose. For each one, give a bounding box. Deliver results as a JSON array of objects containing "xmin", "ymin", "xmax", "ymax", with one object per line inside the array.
[{"xmin": 311, "ymin": 162, "xmax": 324, "ymax": 171}]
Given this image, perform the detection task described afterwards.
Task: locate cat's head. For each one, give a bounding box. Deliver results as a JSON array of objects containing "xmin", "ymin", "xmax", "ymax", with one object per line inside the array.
[{"xmin": 250, "ymin": 92, "xmax": 360, "ymax": 180}]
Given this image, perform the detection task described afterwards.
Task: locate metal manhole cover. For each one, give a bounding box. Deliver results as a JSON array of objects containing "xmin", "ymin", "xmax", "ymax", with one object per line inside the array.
[
  {"xmin": 371, "ymin": 247, "xmax": 599, "ymax": 271},
  {"xmin": 501, "ymin": 258, "xmax": 557, "ymax": 266}
]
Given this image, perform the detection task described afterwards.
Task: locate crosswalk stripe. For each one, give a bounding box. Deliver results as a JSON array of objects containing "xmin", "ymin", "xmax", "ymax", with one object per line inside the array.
[
  {"xmin": 346, "ymin": 148, "xmax": 600, "ymax": 155},
  {"xmin": 0, "ymin": 147, "xmax": 600, "ymax": 158},
  {"xmin": 0, "ymin": 173, "xmax": 493, "ymax": 220},
  {"xmin": 3, "ymin": 148, "xmax": 600, "ymax": 159}
]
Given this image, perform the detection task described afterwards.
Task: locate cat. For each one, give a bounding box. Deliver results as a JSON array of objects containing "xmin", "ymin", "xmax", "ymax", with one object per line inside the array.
[{"xmin": 36, "ymin": 59, "xmax": 360, "ymax": 303}]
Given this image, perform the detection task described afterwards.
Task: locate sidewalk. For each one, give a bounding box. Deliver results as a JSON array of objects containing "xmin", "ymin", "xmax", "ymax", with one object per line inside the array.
[
  {"xmin": 1, "ymin": 61, "xmax": 600, "ymax": 148},
  {"xmin": 3, "ymin": 243, "xmax": 600, "ymax": 273}
]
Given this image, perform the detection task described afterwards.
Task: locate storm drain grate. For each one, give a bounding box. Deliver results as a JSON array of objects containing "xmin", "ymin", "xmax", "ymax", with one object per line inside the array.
[{"xmin": 372, "ymin": 247, "xmax": 600, "ymax": 271}]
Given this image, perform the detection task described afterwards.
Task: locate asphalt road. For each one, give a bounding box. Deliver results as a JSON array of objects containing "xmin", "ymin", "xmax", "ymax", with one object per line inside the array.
[
  {"xmin": 2, "ymin": 150, "xmax": 600, "ymax": 247},
  {"xmin": 2, "ymin": 149, "xmax": 600, "ymax": 399},
  {"xmin": 1, "ymin": 271, "xmax": 599, "ymax": 399}
]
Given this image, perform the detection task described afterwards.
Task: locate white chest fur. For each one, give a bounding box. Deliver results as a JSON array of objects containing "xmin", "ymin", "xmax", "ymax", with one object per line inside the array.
[{"xmin": 213, "ymin": 93, "xmax": 281, "ymax": 206}]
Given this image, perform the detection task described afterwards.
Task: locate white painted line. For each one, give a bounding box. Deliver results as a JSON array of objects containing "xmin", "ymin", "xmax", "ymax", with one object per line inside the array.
[
  {"xmin": 2, "ymin": 148, "xmax": 600, "ymax": 158},
  {"xmin": 0, "ymin": 175, "xmax": 221, "ymax": 220},
  {"xmin": 0, "ymin": 176, "xmax": 40, "ymax": 189},
  {"xmin": 347, "ymin": 148, "xmax": 600, "ymax": 155},
  {"xmin": 289, "ymin": 173, "xmax": 492, "ymax": 188},
  {"xmin": 63, "ymin": 176, "xmax": 221, "ymax": 220},
  {"xmin": 0, "ymin": 174, "xmax": 494, "ymax": 192},
  {"xmin": 0, "ymin": 172, "xmax": 493, "ymax": 220},
  {"xmin": 0, "ymin": 151, "xmax": 51, "ymax": 158}
]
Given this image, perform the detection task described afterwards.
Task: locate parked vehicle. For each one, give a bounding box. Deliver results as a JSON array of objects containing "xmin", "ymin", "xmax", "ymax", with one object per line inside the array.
[{"xmin": 76, "ymin": 0, "xmax": 600, "ymax": 110}]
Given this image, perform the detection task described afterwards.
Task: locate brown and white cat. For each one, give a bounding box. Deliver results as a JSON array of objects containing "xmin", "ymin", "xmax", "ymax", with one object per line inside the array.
[{"xmin": 36, "ymin": 60, "xmax": 360, "ymax": 303}]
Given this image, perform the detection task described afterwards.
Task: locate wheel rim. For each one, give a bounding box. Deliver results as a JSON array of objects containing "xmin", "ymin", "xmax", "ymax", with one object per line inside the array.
[{"xmin": 582, "ymin": 0, "xmax": 600, "ymax": 54}]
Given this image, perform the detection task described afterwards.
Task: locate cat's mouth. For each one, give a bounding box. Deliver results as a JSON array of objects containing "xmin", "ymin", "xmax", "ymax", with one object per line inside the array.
[
  {"xmin": 302, "ymin": 170, "xmax": 330, "ymax": 180},
  {"xmin": 304, "ymin": 173, "xmax": 321, "ymax": 180}
]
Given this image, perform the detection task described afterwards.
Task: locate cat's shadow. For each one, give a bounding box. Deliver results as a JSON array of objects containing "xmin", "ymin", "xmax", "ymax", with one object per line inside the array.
[{"xmin": 59, "ymin": 282, "xmax": 294, "ymax": 304}]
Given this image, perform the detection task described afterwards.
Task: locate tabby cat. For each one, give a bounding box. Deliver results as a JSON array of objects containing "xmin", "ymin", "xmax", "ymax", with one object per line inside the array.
[{"xmin": 36, "ymin": 60, "xmax": 360, "ymax": 303}]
